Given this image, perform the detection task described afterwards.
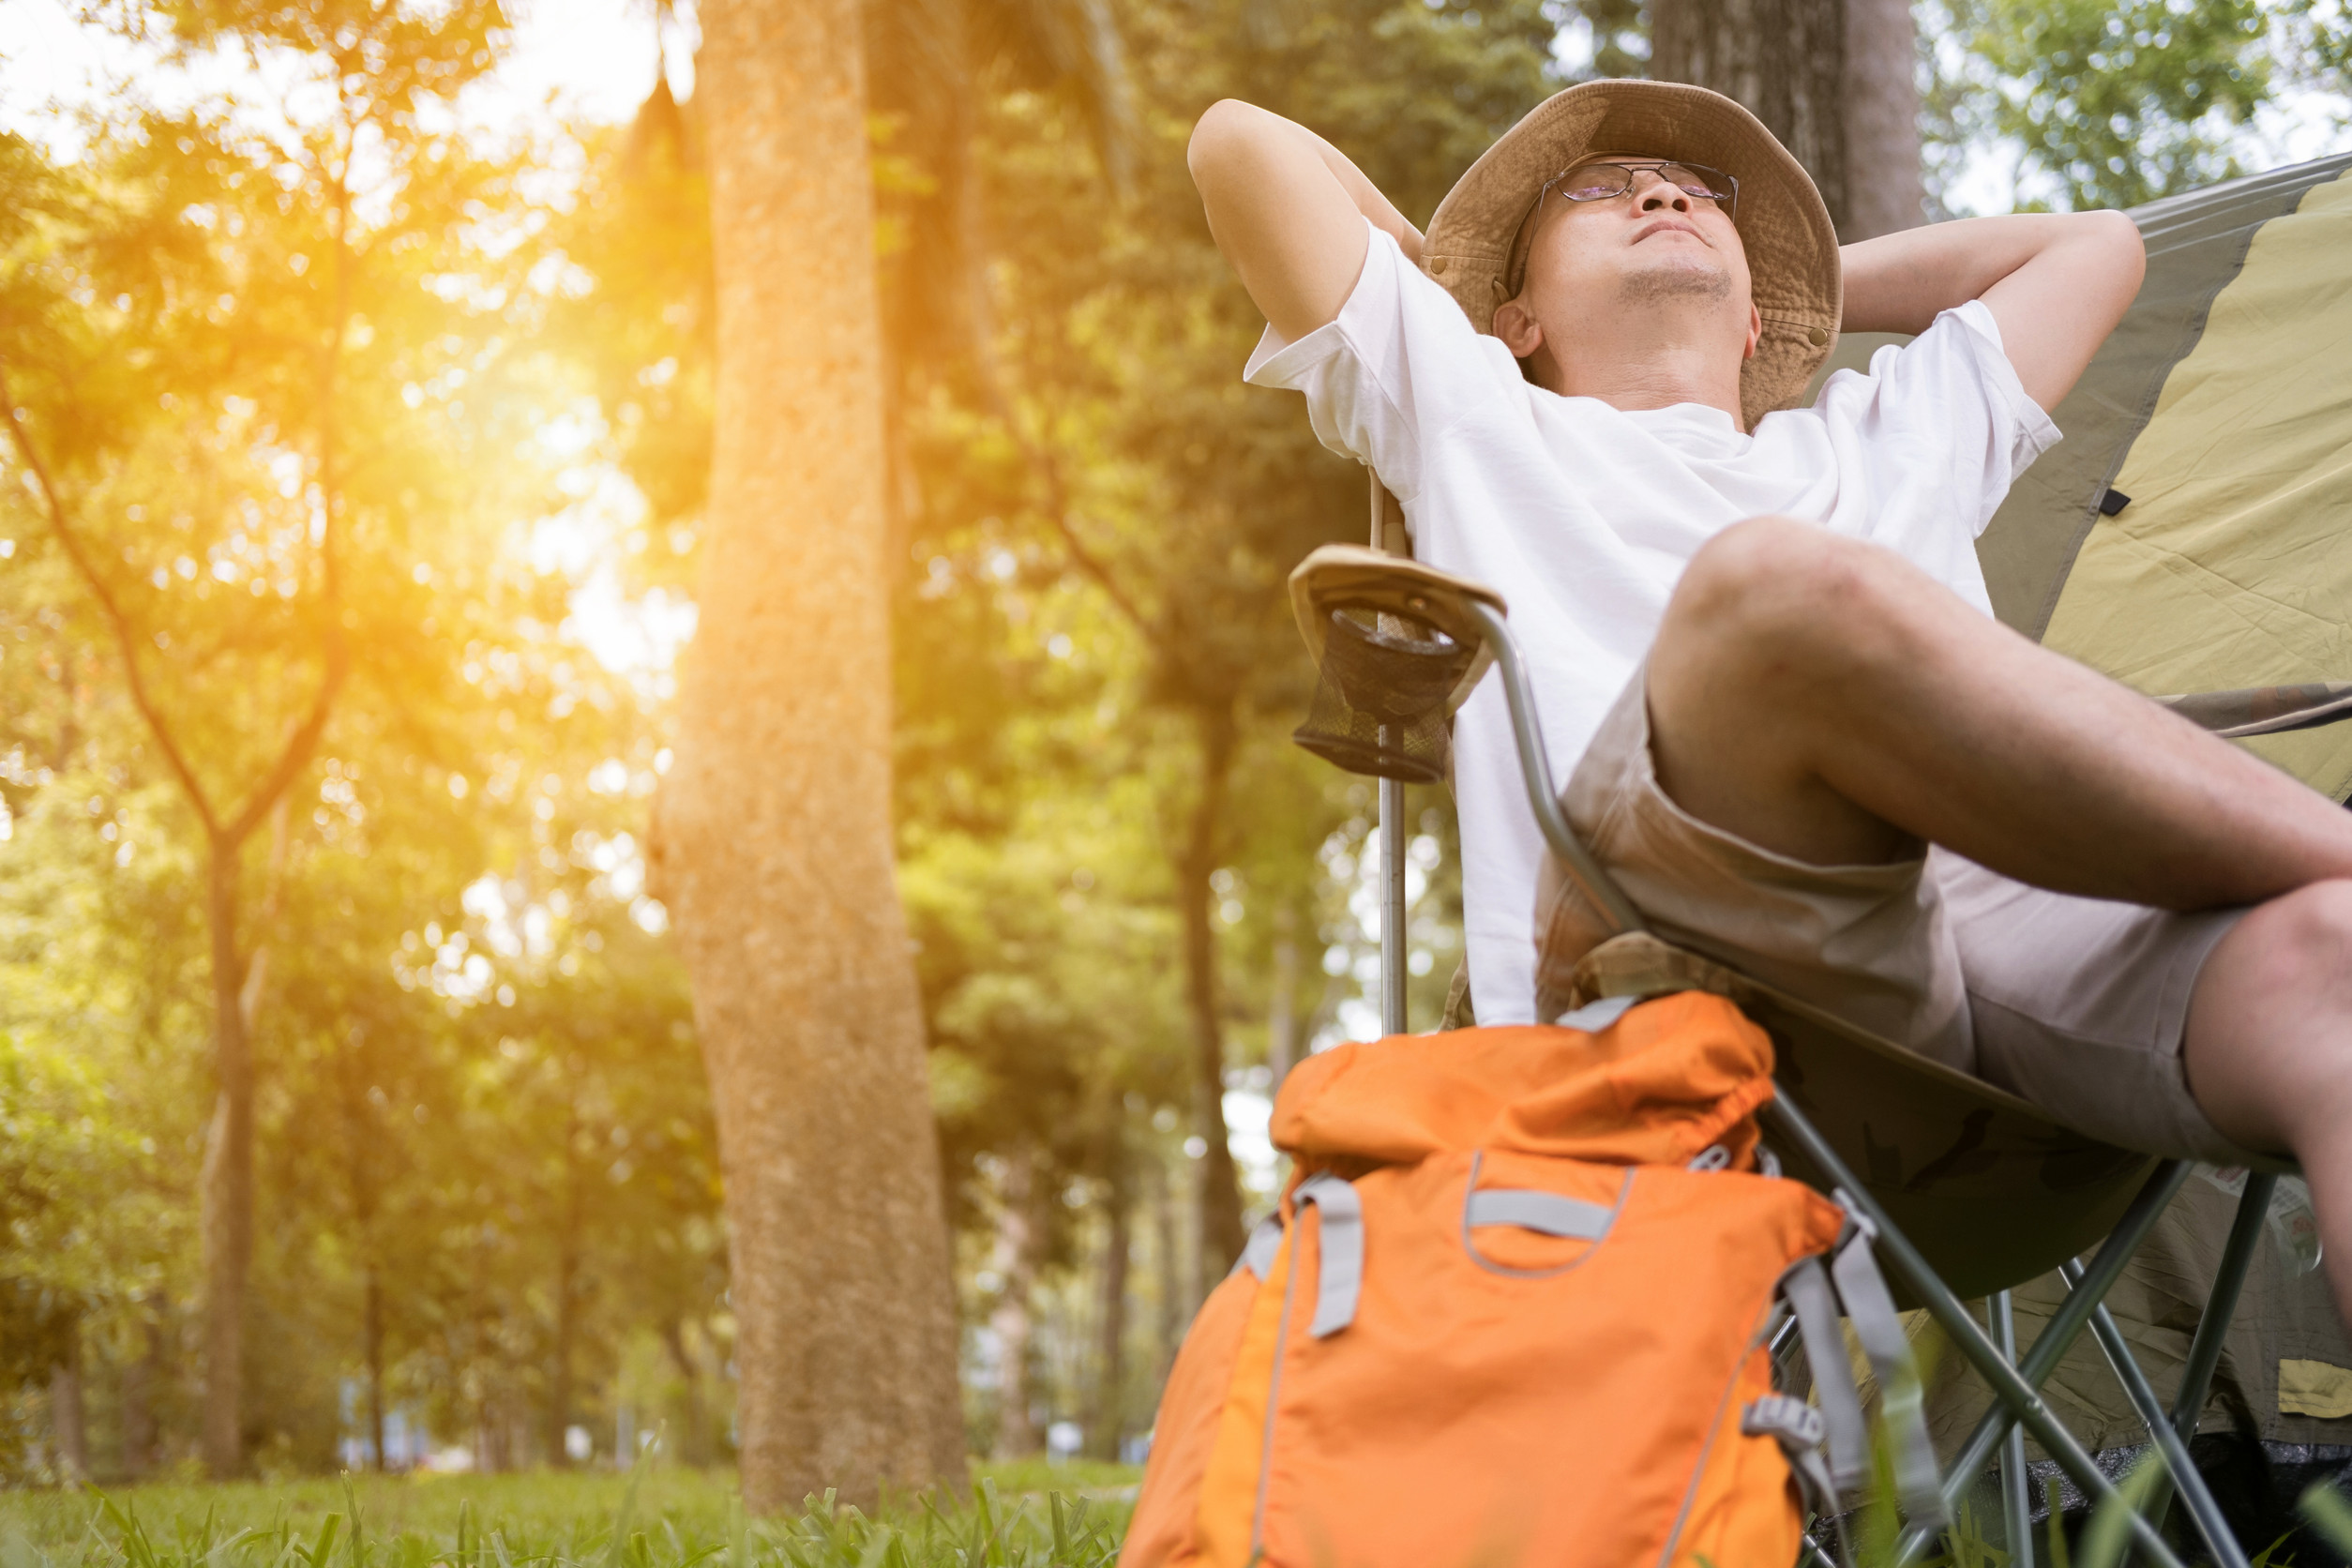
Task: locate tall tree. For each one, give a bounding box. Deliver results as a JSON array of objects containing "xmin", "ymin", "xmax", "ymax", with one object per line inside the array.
[
  {"xmin": 656, "ymin": 0, "xmax": 967, "ymax": 1511},
  {"xmin": 1649, "ymin": 0, "xmax": 1924, "ymax": 238},
  {"xmin": 0, "ymin": 0, "xmax": 507, "ymax": 1471}
]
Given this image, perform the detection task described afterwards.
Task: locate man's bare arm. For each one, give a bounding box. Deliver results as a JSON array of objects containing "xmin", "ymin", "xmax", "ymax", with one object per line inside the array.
[
  {"xmin": 1840, "ymin": 212, "xmax": 2146, "ymax": 412},
  {"xmin": 1187, "ymin": 100, "xmax": 1421, "ymax": 341}
]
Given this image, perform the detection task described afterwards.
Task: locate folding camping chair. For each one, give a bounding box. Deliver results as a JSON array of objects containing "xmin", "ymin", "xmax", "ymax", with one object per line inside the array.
[{"xmin": 1278, "ymin": 148, "xmax": 2352, "ymax": 1568}]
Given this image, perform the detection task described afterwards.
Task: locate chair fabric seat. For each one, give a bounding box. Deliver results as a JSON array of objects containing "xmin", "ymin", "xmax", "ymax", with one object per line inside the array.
[{"xmin": 1568, "ymin": 931, "xmax": 2174, "ymax": 1300}]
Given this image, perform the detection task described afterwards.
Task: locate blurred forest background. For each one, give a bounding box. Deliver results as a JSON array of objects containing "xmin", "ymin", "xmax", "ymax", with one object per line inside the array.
[{"xmin": 1, "ymin": 0, "xmax": 2346, "ymax": 1495}]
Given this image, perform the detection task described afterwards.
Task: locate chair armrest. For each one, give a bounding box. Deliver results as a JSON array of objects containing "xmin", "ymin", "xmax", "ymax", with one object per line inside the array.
[{"xmin": 2155, "ymin": 683, "xmax": 2352, "ymax": 738}]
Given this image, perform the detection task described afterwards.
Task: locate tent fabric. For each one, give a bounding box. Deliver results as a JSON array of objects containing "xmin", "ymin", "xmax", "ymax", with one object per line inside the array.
[
  {"xmin": 1976, "ymin": 155, "xmax": 2352, "ymax": 651},
  {"xmin": 2041, "ymin": 165, "xmax": 2352, "ymax": 802},
  {"xmin": 1807, "ymin": 158, "xmax": 2352, "ymax": 808}
]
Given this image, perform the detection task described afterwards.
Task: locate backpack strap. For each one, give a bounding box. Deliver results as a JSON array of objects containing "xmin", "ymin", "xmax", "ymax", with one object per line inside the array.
[
  {"xmin": 1293, "ymin": 1173, "xmax": 1364, "ymax": 1338},
  {"xmin": 1779, "ymin": 1255, "xmax": 1870, "ymax": 1498},
  {"xmin": 1828, "ymin": 1201, "xmax": 1950, "ymax": 1534},
  {"xmin": 1233, "ymin": 1214, "xmax": 1284, "ymax": 1281}
]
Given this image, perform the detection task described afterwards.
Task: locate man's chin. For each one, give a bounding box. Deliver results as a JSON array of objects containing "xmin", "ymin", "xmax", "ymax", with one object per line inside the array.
[{"xmin": 1617, "ymin": 261, "xmax": 1734, "ymax": 305}]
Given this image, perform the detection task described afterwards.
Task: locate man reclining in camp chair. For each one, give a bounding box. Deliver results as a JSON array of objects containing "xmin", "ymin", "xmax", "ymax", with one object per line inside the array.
[{"xmin": 1188, "ymin": 82, "xmax": 2352, "ymax": 1322}]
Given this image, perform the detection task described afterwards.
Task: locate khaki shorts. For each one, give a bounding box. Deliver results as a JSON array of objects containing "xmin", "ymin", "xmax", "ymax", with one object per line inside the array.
[{"xmin": 1531, "ymin": 666, "xmax": 2257, "ymax": 1163}]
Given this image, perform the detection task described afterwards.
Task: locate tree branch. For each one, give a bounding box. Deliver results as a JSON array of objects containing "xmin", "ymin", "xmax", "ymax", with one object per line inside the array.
[
  {"xmin": 981, "ymin": 382, "xmax": 1155, "ymax": 640},
  {"xmin": 0, "ymin": 357, "xmax": 225, "ymax": 841},
  {"xmin": 220, "ymin": 642, "xmax": 346, "ymax": 845},
  {"xmin": 220, "ymin": 143, "xmax": 354, "ymax": 844}
]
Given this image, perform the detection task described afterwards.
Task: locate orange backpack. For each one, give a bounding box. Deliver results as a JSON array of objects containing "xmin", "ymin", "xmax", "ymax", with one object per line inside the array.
[{"xmin": 1121, "ymin": 990, "xmax": 1943, "ymax": 1568}]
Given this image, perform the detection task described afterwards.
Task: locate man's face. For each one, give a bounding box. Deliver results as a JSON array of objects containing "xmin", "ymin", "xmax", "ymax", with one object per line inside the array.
[{"xmin": 1493, "ymin": 157, "xmax": 1761, "ymax": 387}]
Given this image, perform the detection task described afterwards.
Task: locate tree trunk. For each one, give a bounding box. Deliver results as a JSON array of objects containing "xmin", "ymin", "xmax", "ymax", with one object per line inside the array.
[
  {"xmin": 988, "ymin": 1149, "xmax": 1041, "ymax": 1459},
  {"xmin": 1651, "ymin": 0, "xmax": 1922, "ymax": 240},
  {"xmin": 198, "ymin": 849, "xmax": 251, "ymax": 1478},
  {"xmin": 1087, "ymin": 1147, "xmax": 1131, "ymax": 1460},
  {"xmin": 365, "ymin": 1267, "xmax": 387, "ymax": 1470},
  {"xmin": 1156, "ymin": 1156, "xmax": 1189, "ymax": 1377},
  {"xmin": 1651, "ymin": 0, "xmax": 1850, "ymax": 234},
  {"xmin": 1179, "ymin": 704, "xmax": 1249, "ymax": 1275},
  {"xmin": 50, "ymin": 1322, "xmax": 86, "ymax": 1481},
  {"xmin": 1840, "ymin": 0, "xmax": 1924, "ymax": 238},
  {"xmin": 546, "ymin": 1126, "xmax": 584, "ymax": 1470},
  {"xmin": 659, "ymin": 1319, "xmax": 712, "ymax": 1467},
  {"xmin": 1268, "ymin": 906, "xmax": 1298, "ymax": 1087},
  {"xmin": 121, "ymin": 1302, "xmax": 161, "ymax": 1477},
  {"xmin": 657, "ymin": 0, "xmax": 967, "ymax": 1512}
]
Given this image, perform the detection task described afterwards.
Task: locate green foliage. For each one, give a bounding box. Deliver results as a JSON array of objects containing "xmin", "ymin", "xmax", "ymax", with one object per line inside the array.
[
  {"xmin": 1924, "ymin": 0, "xmax": 2274, "ymax": 210},
  {"xmin": 0, "ymin": 2, "xmax": 720, "ymax": 1481},
  {"xmin": 2299, "ymin": 1475, "xmax": 2352, "ymax": 1552}
]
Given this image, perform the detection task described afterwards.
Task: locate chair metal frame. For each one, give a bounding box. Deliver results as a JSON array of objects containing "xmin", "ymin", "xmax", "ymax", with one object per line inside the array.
[{"xmin": 1339, "ymin": 482, "xmax": 2291, "ymax": 1567}]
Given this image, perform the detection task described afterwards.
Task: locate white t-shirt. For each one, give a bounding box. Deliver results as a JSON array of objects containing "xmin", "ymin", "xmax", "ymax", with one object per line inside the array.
[{"xmin": 1245, "ymin": 222, "xmax": 2061, "ymax": 1025}]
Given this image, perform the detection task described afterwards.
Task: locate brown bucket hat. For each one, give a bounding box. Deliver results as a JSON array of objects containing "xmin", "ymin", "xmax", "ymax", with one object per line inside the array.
[{"xmin": 1421, "ymin": 80, "xmax": 1842, "ymax": 430}]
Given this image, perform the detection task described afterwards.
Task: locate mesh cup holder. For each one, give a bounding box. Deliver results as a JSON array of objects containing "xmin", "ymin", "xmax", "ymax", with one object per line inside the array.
[{"xmin": 1292, "ymin": 602, "xmax": 1478, "ymax": 784}]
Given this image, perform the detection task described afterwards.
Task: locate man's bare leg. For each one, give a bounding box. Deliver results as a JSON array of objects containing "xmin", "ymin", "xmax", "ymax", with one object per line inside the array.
[
  {"xmin": 1645, "ymin": 515, "xmax": 2352, "ymax": 903},
  {"xmin": 1647, "ymin": 514, "xmax": 2352, "ymax": 1318}
]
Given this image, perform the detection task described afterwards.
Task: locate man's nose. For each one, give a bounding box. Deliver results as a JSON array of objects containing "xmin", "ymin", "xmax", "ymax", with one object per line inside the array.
[{"xmin": 1633, "ymin": 171, "xmax": 1692, "ymax": 212}]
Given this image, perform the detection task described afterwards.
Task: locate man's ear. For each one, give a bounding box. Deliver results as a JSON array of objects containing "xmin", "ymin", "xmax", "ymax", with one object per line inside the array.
[
  {"xmin": 1493, "ymin": 298, "xmax": 1545, "ymax": 358},
  {"xmin": 1742, "ymin": 303, "xmax": 1762, "ymax": 361}
]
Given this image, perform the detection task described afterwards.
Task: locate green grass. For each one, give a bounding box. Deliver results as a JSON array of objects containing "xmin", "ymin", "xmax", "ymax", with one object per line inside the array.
[{"xmin": 0, "ymin": 1463, "xmax": 1141, "ymax": 1568}]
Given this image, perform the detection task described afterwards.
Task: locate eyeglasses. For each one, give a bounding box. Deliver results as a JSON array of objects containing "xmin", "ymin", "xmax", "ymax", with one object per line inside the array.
[{"xmin": 1539, "ymin": 160, "xmax": 1739, "ymax": 222}]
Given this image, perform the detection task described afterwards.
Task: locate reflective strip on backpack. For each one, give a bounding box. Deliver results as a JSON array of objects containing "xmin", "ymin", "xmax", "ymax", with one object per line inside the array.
[
  {"xmin": 1464, "ymin": 1188, "xmax": 1614, "ymax": 1240},
  {"xmin": 1553, "ymin": 993, "xmax": 1638, "ymax": 1032},
  {"xmin": 1828, "ymin": 1203, "xmax": 1951, "ymax": 1534},
  {"xmin": 1293, "ymin": 1173, "xmax": 1364, "ymax": 1338}
]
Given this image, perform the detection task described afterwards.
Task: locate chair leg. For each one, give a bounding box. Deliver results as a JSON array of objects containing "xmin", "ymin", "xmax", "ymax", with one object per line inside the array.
[
  {"xmin": 2064, "ymin": 1259, "xmax": 2252, "ymax": 1568},
  {"xmin": 2134, "ymin": 1174, "xmax": 2278, "ymax": 1543},
  {"xmin": 2172, "ymin": 1173, "xmax": 2276, "ymax": 1443},
  {"xmin": 1913, "ymin": 1160, "xmax": 2195, "ymax": 1545},
  {"xmin": 1993, "ymin": 1291, "xmax": 2035, "ymax": 1568},
  {"xmin": 1378, "ymin": 770, "xmax": 1407, "ymax": 1035},
  {"xmin": 1760, "ymin": 1099, "xmax": 2194, "ymax": 1568}
]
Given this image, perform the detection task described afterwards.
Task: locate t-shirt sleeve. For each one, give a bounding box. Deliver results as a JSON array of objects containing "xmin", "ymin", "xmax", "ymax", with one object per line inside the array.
[
  {"xmin": 1815, "ymin": 299, "xmax": 2061, "ymax": 551},
  {"xmin": 1243, "ymin": 221, "xmax": 1526, "ymax": 504}
]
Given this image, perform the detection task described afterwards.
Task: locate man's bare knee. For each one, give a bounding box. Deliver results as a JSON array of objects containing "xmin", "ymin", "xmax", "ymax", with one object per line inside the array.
[
  {"xmin": 1641, "ymin": 517, "xmax": 1924, "ymax": 865},
  {"xmin": 1654, "ymin": 516, "xmax": 1909, "ymax": 701},
  {"xmin": 2188, "ymin": 880, "xmax": 2352, "ymax": 1150}
]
